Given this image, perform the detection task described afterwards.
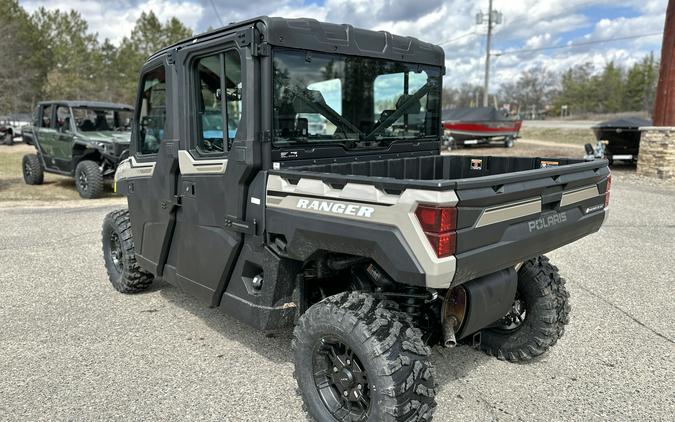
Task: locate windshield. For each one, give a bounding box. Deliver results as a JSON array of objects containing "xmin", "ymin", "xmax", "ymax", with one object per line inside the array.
[
  {"xmin": 273, "ymin": 48, "xmax": 442, "ymax": 148},
  {"xmin": 71, "ymin": 108, "xmax": 133, "ymax": 132}
]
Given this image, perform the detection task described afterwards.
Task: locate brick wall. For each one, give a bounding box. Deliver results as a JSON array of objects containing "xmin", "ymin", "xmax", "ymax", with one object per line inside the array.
[{"xmin": 637, "ymin": 127, "xmax": 675, "ymax": 180}]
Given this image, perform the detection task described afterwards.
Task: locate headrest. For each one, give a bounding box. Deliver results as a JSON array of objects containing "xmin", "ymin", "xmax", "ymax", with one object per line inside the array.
[{"xmin": 396, "ymin": 94, "xmax": 421, "ymax": 114}]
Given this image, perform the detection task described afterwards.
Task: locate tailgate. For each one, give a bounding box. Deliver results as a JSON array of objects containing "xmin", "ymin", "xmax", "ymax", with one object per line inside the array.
[{"xmin": 451, "ymin": 162, "xmax": 610, "ymax": 284}]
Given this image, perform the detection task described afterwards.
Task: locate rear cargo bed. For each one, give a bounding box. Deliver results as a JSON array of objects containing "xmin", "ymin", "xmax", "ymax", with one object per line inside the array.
[
  {"xmin": 272, "ymin": 155, "xmax": 608, "ymax": 192},
  {"xmin": 270, "ymin": 155, "xmax": 610, "ymax": 285}
]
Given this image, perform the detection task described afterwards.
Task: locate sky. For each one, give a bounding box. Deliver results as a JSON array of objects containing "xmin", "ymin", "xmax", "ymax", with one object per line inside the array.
[{"xmin": 19, "ymin": 0, "xmax": 668, "ymax": 91}]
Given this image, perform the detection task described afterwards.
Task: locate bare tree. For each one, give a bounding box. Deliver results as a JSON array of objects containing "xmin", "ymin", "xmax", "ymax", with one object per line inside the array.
[{"xmin": 498, "ymin": 66, "xmax": 558, "ymax": 116}]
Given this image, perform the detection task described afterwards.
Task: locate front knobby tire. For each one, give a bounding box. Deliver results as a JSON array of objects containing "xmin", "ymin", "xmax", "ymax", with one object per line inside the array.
[
  {"xmin": 293, "ymin": 292, "xmax": 437, "ymax": 422},
  {"xmin": 101, "ymin": 209, "xmax": 153, "ymax": 293},
  {"xmin": 75, "ymin": 160, "xmax": 104, "ymax": 199},
  {"xmin": 22, "ymin": 154, "xmax": 44, "ymax": 185},
  {"xmin": 480, "ymin": 255, "xmax": 571, "ymax": 362}
]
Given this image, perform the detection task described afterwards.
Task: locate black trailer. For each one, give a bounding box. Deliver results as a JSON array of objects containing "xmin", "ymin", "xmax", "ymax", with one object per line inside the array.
[{"xmin": 588, "ymin": 117, "xmax": 651, "ymax": 164}]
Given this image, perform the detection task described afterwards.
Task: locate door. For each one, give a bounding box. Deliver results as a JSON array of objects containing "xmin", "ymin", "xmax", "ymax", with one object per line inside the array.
[
  {"xmin": 35, "ymin": 104, "xmax": 58, "ymax": 166},
  {"xmin": 169, "ymin": 46, "xmax": 246, "ymax": 306},
  {"xmin": 52, "ymin": 105, "xmax": 75, "ymax": 172},
  {"xmin": 123, "ymin": 63, "xmax": 181, "ymax": 277}
]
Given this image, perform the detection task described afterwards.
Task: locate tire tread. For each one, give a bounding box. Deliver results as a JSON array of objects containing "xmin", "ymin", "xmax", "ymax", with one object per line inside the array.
[
  {"xmin": 293, "ymin": 292, "xmax": 437, "ymax": 421},
  {"xmin": 102, "ymin": 209, "xmax": 153, "ymax": 293},
  {"xmin": 480, "ymin": 255, "xmax": 570, "ymax": 363},
  {"xmin": 76, "ymin": 160, "xmax": 104, "ymax": 199}
]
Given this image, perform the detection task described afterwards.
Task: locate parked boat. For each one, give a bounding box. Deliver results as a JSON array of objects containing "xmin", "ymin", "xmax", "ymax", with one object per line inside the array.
[
  {"xmin": 588, "ymin": 117, "xmax": 651, "ymax": 164},
  {"xmin": 442, "ymin": 107, "xmax": 522, "ymax": 148}
]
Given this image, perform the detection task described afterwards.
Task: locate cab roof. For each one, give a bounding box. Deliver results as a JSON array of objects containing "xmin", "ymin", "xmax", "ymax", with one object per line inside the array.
[{"xmin": 148, "ymin": 16, "xmax": 445, "ymax": 68}]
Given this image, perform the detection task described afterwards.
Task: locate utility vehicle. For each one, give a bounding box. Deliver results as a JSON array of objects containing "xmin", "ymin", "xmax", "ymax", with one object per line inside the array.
[
  {"xmin": 22, "ymin": 100, "xmax": 133, "ymax": 198},
  {"xmin": 102, "ymin": 17, "xmax": 610, "ymax": 421},
  {"xmin": 0, "ymin": 114, "xmax": 30, "ymax": 145}
]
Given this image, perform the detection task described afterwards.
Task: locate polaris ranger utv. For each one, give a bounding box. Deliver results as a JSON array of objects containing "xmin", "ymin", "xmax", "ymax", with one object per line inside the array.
[
  {"xmin": 102, "ymin": 17, "xmax": 610, "ymax": 421},
  {"xmin": 22, "ymin": 101, "xmax": 133, "ymax": 198}
]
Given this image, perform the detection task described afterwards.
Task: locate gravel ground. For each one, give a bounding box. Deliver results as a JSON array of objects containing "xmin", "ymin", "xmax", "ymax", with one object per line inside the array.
[
  {"xmin": 447, "ymin": 139, "xmax": 582, "ymax": 158},
  {"xmin": 0, "ymin": 163, "xmax": 673, "ymax": 421}
]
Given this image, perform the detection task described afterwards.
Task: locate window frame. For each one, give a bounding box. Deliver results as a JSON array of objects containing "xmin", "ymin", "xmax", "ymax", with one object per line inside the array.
[
  {"xmin": 134, "ymin": 63, "xmax": 168, "ymax": 159},
  {"xmin": 188, "ymin": 46, "xmax": 243, "ymax": 159}
]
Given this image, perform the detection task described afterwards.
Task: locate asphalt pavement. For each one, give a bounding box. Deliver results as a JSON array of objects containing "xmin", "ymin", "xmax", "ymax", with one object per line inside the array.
[{"xmin": 0, "ymin": 172, "xmax": 673, "ymax": 421}]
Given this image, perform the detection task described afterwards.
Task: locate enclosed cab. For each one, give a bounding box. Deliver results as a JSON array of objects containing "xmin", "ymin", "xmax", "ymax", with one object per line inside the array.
[{"xmin": 103, "ymin": 17, "xmax": 609, "ymax": 421}]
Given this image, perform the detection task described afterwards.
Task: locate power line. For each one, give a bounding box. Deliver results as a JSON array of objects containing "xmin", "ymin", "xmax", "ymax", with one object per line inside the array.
[
  {"xmin": 209, "ymin": 0, "xmax": 224, "ymax": 27},
  {"xmin": 438, "ymin": 31, "xmax": 478, "ymax": 46},
  {"xmin": 493, "ymin": 32, "xmax": 663, "ymax": 56}
]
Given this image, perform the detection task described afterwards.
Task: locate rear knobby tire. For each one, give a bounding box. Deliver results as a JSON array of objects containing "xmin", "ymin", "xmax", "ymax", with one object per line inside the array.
[
  {"xmin": 2, "ymin": 132, "xmax": 14, "ymax": 145},
  {"xmin": 480, "ymin": 255, "xmax": 570, "ymax": 362},
  {"xmin": 75, "ymin": 160, "xmax": 104, "ymax": 199},
  {"xmin": 101, "ymin": 209, "xmax": 153, "ymax": 293},
  {"xmin": 22, "ymin": 154, "xmax": 44, "ymax": 185},
  {"xmin": 293, "ymin": 292, "xmax": 436, "ymax": 422}
]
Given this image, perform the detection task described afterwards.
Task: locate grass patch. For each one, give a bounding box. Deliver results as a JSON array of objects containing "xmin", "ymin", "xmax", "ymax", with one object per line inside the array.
[
  {"xmin": 520, "ymin": 127, "xmax": 596, "ymax": 146},
  {"xmin": 0, "ymin": 145, "xmax": 117, "ymax": 202}
]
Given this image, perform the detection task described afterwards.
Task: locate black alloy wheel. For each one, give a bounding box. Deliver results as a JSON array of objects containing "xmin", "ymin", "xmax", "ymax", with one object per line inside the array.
[
  {"xmin": 24, "ymin": 161, "xmax": 33, "ymax": 179},
  {"xmin": 494, "ymin": 292, "xmax": 527, "ymax": 332},
  {"xmin": 313, "ymin": 335, "xmax": 370, "ymax": 421},
  {"xmin": 108, "ymin": 231, "xmax": 124, "ymax": 274},
  {"xmin": 78, "ymin": 170, "xmax": 89, "ymax": 193}
]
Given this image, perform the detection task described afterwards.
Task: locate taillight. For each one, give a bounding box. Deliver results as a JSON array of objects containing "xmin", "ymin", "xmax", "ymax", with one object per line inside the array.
[
  {"xmin": 604, "ymin": 173, "xmax": 612, "ymax": 208},
  {"xmin": 415, "ymin": 205, "xmax": 457, "ymax": 258}
]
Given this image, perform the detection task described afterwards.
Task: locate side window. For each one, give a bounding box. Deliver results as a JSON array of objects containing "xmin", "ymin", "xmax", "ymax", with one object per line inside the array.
[
  {"xmin": 41, "ymin": 105, "xmax": 52, "ymax": 128},
  {"xmin": 55, "ymin": 106, "xmax": 70, "ymax": 132},
  {"xmin": 195, "ymin": 50, "xmax": 242, "ymax": 154},
  {"xmin": 137, "ymin": 66, "xmax": 166, "ymax": 155}
]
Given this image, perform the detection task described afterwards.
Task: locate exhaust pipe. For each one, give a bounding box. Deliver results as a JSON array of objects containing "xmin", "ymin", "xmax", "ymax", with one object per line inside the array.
[
  {"xmin": 442, "ymin": 316, "xmax": 458, "ymax": 348},
  {"xmin": 441, "ymin": 286, "xmax": 467, "ymax": 348}
]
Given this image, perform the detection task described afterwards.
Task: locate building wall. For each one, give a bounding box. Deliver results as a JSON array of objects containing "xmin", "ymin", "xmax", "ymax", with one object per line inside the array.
[{"xmin": 637, "ymin": 127, "xmax": 675, "ymax": 180}]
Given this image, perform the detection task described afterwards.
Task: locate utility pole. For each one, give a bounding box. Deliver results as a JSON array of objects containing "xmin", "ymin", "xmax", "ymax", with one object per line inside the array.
[
  {"xmin": 483, "ymin": 0, "xmax": 494, "ymax": 107},
  {"xmin": 476, "ymin": 2, "xmax": 502, "ymax": 107}
]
